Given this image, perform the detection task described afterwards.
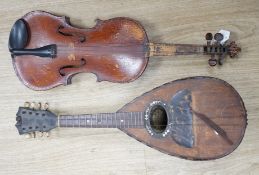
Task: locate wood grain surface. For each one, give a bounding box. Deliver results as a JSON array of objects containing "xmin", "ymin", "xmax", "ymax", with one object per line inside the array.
[{"xmin": 0, "ymin": 0, "xmax": 258, "ymax": 174}]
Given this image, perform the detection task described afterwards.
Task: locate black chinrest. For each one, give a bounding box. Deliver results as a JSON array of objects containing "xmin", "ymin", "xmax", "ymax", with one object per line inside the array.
[
  {"xmin": 9, "ymin": 19, "xmax": 28, "ymax": 50},
  {"xmin": 8, "ymin": 19, "xmax": 56, "ymax": 59}
]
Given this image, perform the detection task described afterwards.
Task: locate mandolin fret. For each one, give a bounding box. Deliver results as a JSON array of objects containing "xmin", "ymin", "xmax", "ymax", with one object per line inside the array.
[{"xmin": 59, "ymin": 112, "xmax": 144, "ymax": 129}]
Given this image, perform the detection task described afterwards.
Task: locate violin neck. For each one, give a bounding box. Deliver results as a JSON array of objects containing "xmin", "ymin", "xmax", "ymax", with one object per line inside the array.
[
  {"xmin": 58, "ymin": 112, "xmax": 144, "ymax": 129},
  {"xmin": 148, "ymin": 43, "xmax": 204, "ymax": 56}
]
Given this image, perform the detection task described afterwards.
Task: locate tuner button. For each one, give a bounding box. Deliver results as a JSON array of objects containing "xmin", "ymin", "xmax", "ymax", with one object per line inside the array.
[
  {"xmin": 205, "ymin": 33, "xmax": 213, "ymax": 40},
  {"xmin": 38, "ymin": 132, "xmax": 44, "ymax": 137},
  {"xmin": 36, "ymin": 102, "xmax": 41, "ymax": 110},
  {"xmin": 214, "ymin": 33, "xmax": 224, "ymax": 42},
  {"xmin": 44, "ymin": 132, "xmax": 50, "ymax": 137},
  {"xmin": 30, "ymin": 102, "xmax": 36, "ymax": 109},
  {"xmin": 31, "ymin": 132, "xmax": 36, "ymax": 138},
  {"xmin": 24, "ymin": 134, "xmax": 31, "ymax": 139},
  {"xmin": 43, "ymin": 103, "xmax": 49, "ymax": 110},
  {"xmin": 24, "ymin": 102, "xmax": 30, "ymax": 108},
  {"xmin": 208, "ymin": 59, "xmax": 217, "ymax": 66}
]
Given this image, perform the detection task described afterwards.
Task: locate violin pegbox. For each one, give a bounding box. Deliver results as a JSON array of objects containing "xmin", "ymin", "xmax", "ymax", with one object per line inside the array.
[
  {"xmin": 15, "ymin": 102, "xmax": 57, "ymax": 138},
  {"xmin": 204, "ymin": 31, "xmax": 241, "ymax": 66}
]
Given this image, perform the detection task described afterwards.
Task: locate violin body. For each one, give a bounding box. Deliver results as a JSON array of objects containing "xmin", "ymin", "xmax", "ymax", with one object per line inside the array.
[
  {"xmin": 11, "ymin": 11, "xmax": 149, "ymax": 90},
  {"xmin": 9, "ymin": 11, "xmax": 241, "ymax": 90}
]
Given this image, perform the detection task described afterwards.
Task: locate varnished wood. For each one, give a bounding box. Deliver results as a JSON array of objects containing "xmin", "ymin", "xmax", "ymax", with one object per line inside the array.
[
  {"xmin": 11, "ymin": 10, "xmax": 153, "ymax": 91},
  {"xmin": 1, "ymin": 1, "xmax": 259, "ymax": 174},
  {"xmin": 11, "ymin": 11, "xmax": 239, "ymax": 90},
  {"xmin": 17, "ymin": 77, "xmax": 247, "ymax": 160},
  {"xmin": 118, "ymin": 76, "xmax": 247, "ymax": 160},
  {"xmin": 13, "ymin": 11, "xmax": 149, "ymax": 90}
]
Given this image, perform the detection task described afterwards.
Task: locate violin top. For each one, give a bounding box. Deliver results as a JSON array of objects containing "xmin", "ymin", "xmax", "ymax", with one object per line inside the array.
[{"xmin": 9, "ymin": 11, "xmax": 241, "ymax": 90}]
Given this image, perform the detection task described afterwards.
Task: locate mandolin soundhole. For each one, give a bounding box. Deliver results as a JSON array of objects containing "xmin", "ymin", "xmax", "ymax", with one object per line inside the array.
[{"xmin": 150, "ymin": 106, "xmax": 168, "ymax": 133}]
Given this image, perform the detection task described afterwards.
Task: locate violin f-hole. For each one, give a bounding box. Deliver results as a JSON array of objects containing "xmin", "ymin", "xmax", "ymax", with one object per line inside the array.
[
  {"xmin": 59, "ymin": 58, "xmax": 86, "ymax": 76},
  {"xmin": 57, "ymin": 25, "xmax": 86, "ymax": 43}
]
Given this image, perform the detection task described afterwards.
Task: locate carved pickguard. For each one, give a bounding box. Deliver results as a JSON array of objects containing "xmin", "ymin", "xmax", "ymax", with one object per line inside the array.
[{"xmin": 170, "ymin": 89, "xmax": 194, "ymax": 148}]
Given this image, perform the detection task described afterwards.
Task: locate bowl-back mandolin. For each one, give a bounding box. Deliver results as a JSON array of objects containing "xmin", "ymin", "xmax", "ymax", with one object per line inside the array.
[
  {"xmin": 15, "ymin": 76, "xmax": 247, "ymax": 160},
  {"xmin": 9, "ymin": 11, "xmax": 241, "ymax": 90}
]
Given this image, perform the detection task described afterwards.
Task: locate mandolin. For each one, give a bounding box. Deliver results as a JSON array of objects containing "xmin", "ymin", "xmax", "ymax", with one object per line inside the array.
[
  {"xmin": 9, "ymin": 11, "xmax": 241, "ymax": 90},
  {"xmin": 15, "ymin": 76, "xmax": 247, "ymax": 160}
]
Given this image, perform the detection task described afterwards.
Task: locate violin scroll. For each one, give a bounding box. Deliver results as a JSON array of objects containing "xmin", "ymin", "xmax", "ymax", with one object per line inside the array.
[{"xmin": 228, "ymin": 41, "xmax": 241, "ymax": 58}]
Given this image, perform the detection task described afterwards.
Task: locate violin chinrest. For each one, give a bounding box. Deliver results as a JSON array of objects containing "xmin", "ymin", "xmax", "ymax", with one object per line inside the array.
[{"xmin": 9, "ymin": 19, "xmax": 28, "ymax": 50}]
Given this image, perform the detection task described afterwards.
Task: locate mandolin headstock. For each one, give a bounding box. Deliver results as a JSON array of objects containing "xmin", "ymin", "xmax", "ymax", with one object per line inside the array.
[
  {"xmin": 204, "ymin": 32, "xmax": 241, "ymax": 66},
  {"xmin": 15, "ymin": 102, "xmax": 57, "ymax": 137}
]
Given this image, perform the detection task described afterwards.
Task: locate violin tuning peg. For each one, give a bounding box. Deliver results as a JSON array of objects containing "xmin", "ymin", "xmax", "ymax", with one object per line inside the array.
[
  {"xmin": 205, "ymin": 33, "xmax": 213, "ymax": 46},
  {"xmin": 205, "ymin": 33, "xmax": 213, "ymax": 41},
  {"xmin": 218, "ymin": 55, "xmax": 225, "ymax": 65},
  {"xmin": 208, "ymin": 58, "xmax": 217, "ymax": 66},
  {"xmin": 218, "ymin": 59, "xmax": 223, "ymax": 65},
  {"xmin": 214, "ymin": 33, "xmax": 224, "ymax": 43},
  {"xmin": 218, "ymin": 30, "xmax": 230, "ymax": 45}
]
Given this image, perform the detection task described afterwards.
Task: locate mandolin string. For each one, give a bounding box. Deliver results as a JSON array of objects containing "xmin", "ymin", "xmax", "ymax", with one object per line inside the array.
[
  {"xmin": 59, "ymin": 116, "xmax": 245, "ymax": 127},
  {"xmin": 59, "ymin": 113, "xmax": 245, "ymax": 119}
]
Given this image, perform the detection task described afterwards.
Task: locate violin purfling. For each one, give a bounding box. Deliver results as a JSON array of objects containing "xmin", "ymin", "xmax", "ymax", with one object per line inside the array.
[{"xmin": 9, "ymin": 11, "xmax": 241, "ymax": 90}]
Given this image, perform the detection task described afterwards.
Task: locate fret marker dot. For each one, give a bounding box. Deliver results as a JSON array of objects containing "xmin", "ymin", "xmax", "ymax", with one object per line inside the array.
[{"xmin": 121, "ymin": 120, "xmax": 124, "ymax": 123}]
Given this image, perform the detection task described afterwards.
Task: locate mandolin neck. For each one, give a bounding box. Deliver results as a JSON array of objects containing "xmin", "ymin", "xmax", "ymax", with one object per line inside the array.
[
  {"xmin": 148, "ymin": 43, "xmax": 204, "ymax": 56},
  {"xmin": 58, "ymin": 112, "xmax": 145, "ymax": 128}
]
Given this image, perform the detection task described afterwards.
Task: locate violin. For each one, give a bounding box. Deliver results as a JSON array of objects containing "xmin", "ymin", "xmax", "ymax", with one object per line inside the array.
[
  {"xmin": 9, "ymin": 11, "xmax": 241, "ymax": 90},
  {"xmin": 15, "ymin": 76, "xmax": 247, "ymax": 160}
]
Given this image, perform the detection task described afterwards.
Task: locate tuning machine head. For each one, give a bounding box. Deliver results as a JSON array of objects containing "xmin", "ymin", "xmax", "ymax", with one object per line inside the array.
[
  {"xmin": 23, "ymin": 131, "xmax": 50, "ymax": 139},
  {"xmin": 16, "ymin": 102, "xmax": 57, "ymax": 136},
  {"xmin": 42, "ymin": 103, "xmax": 49, "ymax": 110},
  {"xmin": 24, "ymin": 101, "xmax": 49, "ymax": 110}
]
